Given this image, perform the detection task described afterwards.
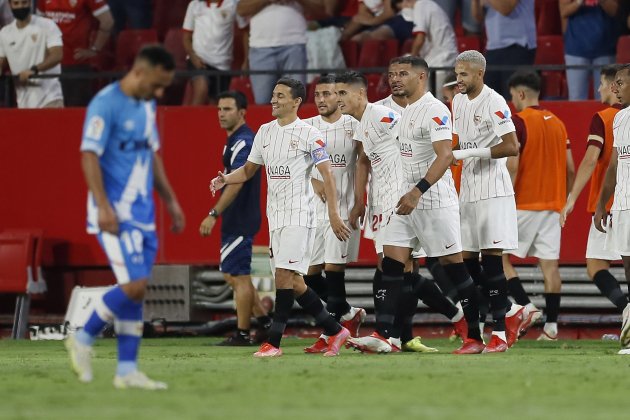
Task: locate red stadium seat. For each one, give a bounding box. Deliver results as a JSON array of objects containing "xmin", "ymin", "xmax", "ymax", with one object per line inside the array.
[
  {"xmin": 115, "ymin": 29, "xmax": 159, "ymax": 70},
  {"xmin": 340, "ymin": 40, "xmax": 359, "ymax": 68},
  {"xmin": 365, "ymin": 73, "xmax": 387, "ymax": 102},
  {"xmin": 536, "ymin": 0, "xmax": 562, "ymax": 36},
  {"xmin": 400, "ymin": 38, "xmax": 414, "ymax": 55},
  {"xmin": 153, "ymin": 0, "xmax": 190, "ymax": 41},
  {"xmin": 232, "ymin": 26, "xmax": 247, "ymax": 70},
  {"xmin": 456, "ymin": 35, "xmax": 481, "ymax": 53},
  {"xmin": 357, "ymin": 39, "xmax": 399, "ymax": 69},
  {"xmin": 540, "ymin": 71, "xmax": 567, "ymax": 99},
  {"xmin": 617, "ymin": 35, "xmax": 630, "ymax": 64},
  {"xmin": 535, "ymin": 35, "xmax": 564, "ymax": 64},
  {"xmin": 163, "ymin": 28, "xmax": 188, "ymax": 70},
  {"xmin": 228, "ymin": 77, "xmax": 255, "ymax": 105}
]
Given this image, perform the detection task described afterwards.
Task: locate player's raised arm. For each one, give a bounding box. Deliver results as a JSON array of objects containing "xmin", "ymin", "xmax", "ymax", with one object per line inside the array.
[
  {"xmin": 154, "ymin": 153, "xmax": 185, "ymax": 233},
  {"xmin": 210, "ymin": 161, "xmax": 260, "ymax": 196}
]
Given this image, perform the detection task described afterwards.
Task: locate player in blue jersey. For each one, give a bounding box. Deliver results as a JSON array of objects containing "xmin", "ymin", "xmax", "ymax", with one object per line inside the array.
[
  {"xmin": 199, "ymin": 90, "xmax": 271, "ymax": 346},
  {"xmin": 65, "ymin": 45, "xmax": 185, "ymax": 390}
]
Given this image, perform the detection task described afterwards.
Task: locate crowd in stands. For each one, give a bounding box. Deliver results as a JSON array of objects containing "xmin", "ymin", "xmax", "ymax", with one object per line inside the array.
[{"xmin": 0, "ymin": 0, "xmax": 629, "ymax": 108}]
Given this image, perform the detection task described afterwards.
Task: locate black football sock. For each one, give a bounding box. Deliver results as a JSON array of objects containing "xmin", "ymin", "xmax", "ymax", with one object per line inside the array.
[
  {"xmin": 396, "ymin": 272, "xmax": 419, "ymax": 343},
  {"xmin": 296, "ymin": 287, "xmax": 341, "ymax": 336},
  {"xmin": 426, "ymin": 256, "xmax": 458, "ymax": 302},
  {"xmin": 376, "ymin": 257, "xmax": 404, "ymax": 339},
  {"xmin": 303, "ymin": 273, "xmax": 327, "ymax": 302},
  {"xmin": 325, "ymin": 270, "xmax": 351, "ymax": 321},
  {"xmin": 544, "ymin": 293, "xmax": 561, "ymax": 323},
  {"xmin": 593, "ymin": 270, "xmax": 628, "ymax": 312},
  {"xmin": 267, "ymin": 288, "xmax": 294, "ymax": 348},
  {"xmin": 443, "ymin": 262, "xmax": 481, "ymax": 341},
  {"xmin": 481, "ymin": 255, "xmax": 510, "ymax": 332},
  {"xmin": 412, "ymin": 272, "xmax": 458, "ymax": 319},
  {"xmin": 507, "ymin": 276, "xmax": 531, "ymax": 306},
  {"xmin": 477, "ymin": 286, "xmax": 489, "ymax": 325},
  {"xmin": 373, "ymin": 268, "xmax": 384, "ymax": 319},
  {"xmin": 256, "ymin": 315, "xmax": 272, "ymax": 330}
]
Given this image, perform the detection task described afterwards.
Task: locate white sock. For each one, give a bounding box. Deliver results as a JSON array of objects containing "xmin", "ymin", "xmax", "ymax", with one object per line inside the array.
[
  {"xmin": 492, "ymin": 331, "xmax": 507, "ymax": 342},
  {"xmin": 451, "ymin": 307, "xmax": 464, "ymax": 323},
  {"xmin": 506, "ymin": 303, "xmax": 522, "ymax": 317},
  {"xmin": 544, "ymin": 322, "xmax": 558, "ymax": 335},
  {"xmin": 479, "ymin": 322, "xmax": 485, "ymax": 333},
  {"xmin": 525, "ymin": 303, "xmax": 538, "ymax": 312}
]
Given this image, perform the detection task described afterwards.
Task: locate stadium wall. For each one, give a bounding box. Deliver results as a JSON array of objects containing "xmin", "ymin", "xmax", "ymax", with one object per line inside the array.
[{"xmin": 0, "ymin": 101, "xmax": 606, "ymax": 269}]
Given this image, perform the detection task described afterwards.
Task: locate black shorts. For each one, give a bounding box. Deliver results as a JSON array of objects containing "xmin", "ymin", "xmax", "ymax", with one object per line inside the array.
[{"xmin": 187, "ymin": 59, "xmax": 231, "ymax": 100}]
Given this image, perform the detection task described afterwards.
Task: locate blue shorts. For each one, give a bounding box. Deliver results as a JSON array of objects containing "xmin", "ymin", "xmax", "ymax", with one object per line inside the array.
[
  {"xmin": 384, "ymin": 15, "xmax": 413, "ymax": 43},
  {"xmin": 220, "ymin": 233, "xmax": 253, "ymax": 276},
  {"xmin": 97, "ymin": 225, "xmax": 158, "ymax": 284}
]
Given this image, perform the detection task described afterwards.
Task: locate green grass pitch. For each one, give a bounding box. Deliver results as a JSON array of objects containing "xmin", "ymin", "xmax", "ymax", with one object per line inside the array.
[{"xmin": 0, "ymin": 337, "xmax": 628, "ymax": 420}]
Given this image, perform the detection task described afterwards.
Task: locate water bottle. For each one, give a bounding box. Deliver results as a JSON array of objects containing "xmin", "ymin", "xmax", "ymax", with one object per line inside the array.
[{"xmin": 601, "ymin": 334, "xmax": 619, "ymax": 341}]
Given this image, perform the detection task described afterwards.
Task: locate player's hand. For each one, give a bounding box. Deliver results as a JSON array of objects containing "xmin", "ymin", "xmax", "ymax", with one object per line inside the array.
[
  {"xmin": 199, "ymin": 215, "xmax": 216, "ymax": 237},
  {"xmin": 73, "ymin": 48, "xmax": 98, "ymax": 61},
  {"xmin": 18, "ymin": 69, "xmax": 34, "ymax": 83},
  {"xmin": 396, "ymin": 188, "xmax": 421, "ymax": 215},
  {"xmin": 98, "ymin": 204, "xmax": 119, "ymax": 235},
  {"xmin": 559, "ymin": 199, "xmax": 575, "ymax": 228},
  {"xmin": 330, "ymin": 214, "xmax": 352, "ymax": 241},
  {"xmin": 593, "ymin": 204, "xmax": 608, "ymax": 233},
  {"xmin": 167, "ymin": 200, "xmax": 186, "ymax": 233},
  {"xmin": 210, "ymin": 171, "xmax": 228, "ymax": 197},
  {"xmin": 311, "ymin": 178, "xmax": 326, "ymax": 203},
  {"xmin": 190, "ymin": 54, "xmax": 204, "ymax": 69},
  {"xmin": 348, "ymin": 203, "xmax": 365, "ymax": 230}
]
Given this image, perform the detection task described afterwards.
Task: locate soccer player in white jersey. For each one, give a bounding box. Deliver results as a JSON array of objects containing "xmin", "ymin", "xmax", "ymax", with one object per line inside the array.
[
  {"xmin": 451, "ymin": 50, "xmax": 525, "ymax": 353},
  {"xmin": 66, "ymin": 46, "xmax": 185, "ymax": 389},
  {"xmin": 211, "ymin": 78, "xmax": 352, "ymax": 358},
  {"xmin": 374, "ymin": 56, "xmax": 485, "ymax": 354},
  {"xmin": 594, "ymin": 64, "xmax": 630, "ymax": 355},
  {"xmin": 301, "ymin": 75, "xmax": 366, "ymax": 353},
  {"xmin": 335, "ymin": 71, "xmax": 468, "ymax": 353}
]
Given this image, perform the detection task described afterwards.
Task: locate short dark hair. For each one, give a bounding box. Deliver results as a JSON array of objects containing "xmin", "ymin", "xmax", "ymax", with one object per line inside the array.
[
  {"xmin": 443, "ymin": 71, "xmax": 457, "ymax": 87},
  {"xmin": 616, "ymin": 64, "xmax": 630, "ymax": 78},
  {"xmin": 316, "ymin": 74, "xmax": 337, "ymax": 85},
  {"xmin": 335, "ymin": 71, "xmax": 368, "ymax": 88},
  {"xmin": 507, "ymin": 71, "xmax": 541, "ymax": 93},
  {"xmin": 136, "ymin": 45, "xmax": 175, "ymax": 71},
  {"xmin": 276, "ymin": 78, "xmax": 306, "ymax": 102},
  {"xmin": 217, "ymin": 90, "xmax": 248, "ymax": 110},
  {"xmin": 390, "ymin": 55, "xmax": 429, "ymax": 72},
  {"xmin": 601, "ymin": 64, "xmax": 621, "ymax": 80}
]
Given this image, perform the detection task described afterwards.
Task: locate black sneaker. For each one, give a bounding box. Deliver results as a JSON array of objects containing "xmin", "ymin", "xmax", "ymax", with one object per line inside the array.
[{"xmin": 216, "ymin": 333, "xmax": 253, "ymax": 346}]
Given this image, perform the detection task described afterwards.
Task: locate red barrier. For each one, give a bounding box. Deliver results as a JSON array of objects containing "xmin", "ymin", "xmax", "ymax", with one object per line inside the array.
[{"xmin": 0, "ymin": 101, "xmax": 607, "ymax": 267}]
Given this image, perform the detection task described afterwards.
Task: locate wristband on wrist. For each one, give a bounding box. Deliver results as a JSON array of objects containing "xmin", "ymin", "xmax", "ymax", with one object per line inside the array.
[{"xmin": 415, "ymin": 178, "xmax": 431, "ymax": 194}]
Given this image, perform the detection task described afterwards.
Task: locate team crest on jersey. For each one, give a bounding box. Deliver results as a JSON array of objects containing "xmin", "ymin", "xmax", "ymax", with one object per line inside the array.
[
  {"xmin": 289, "ymin": 139, "xmax": 299, "ymax": 150},
  {"xmin": 473, "ymin": 115, "xmax": 482, "ymax": 125}
]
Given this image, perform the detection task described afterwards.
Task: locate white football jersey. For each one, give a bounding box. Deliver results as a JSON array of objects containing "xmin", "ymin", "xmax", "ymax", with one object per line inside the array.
[
  {"xmin": 374, "ymin": 95, "xmax": 406, "ymax": 115},
  {"xmin": 248, "ymin": 118, "xmax": 328, "ymax": 231},
  {"xmin": 354, "ymin": 103, "xmax": 405, "ymax": 215},
  {"xmin": 304, "ymin": 114, "xmax": 359, "ymax": 220},
  {"xmin": 398, "ymin": 91, "xmax": 458, "ymax": 209},
  {"xmin": 452, "ymin": 85, "xmax": 516, "ymax": 203},
  {"xmin": 612, "ymin": 107, "xmax": 630, "ymax": 211}
]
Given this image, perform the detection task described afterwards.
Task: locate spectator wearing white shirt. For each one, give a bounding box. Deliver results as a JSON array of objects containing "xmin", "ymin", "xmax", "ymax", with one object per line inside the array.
[
  {"xmin": 183, "ymin": 0, "xmax": 247, "ymax": 105},
  {"xmin": 238, "ymin": 0, "xmax": 320, "ymax": 105},
  {"xmin": 410, "ymin": 0, "xmax": 458, "ymax": 93},
  {"xmin": 0, "ymin": 0, "xmax": 63, "ymax": 108}
]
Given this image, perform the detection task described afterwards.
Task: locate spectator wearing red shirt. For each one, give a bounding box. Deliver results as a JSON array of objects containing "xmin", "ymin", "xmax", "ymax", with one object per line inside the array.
[{"xmin": 38, "ymin": 0, "xmax": 114, "ymax": 106}]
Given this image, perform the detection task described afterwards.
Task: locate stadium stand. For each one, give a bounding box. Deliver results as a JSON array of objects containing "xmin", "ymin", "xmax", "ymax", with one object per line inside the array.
[
  {"xmin": 535, "ymin": 0, "xmax": 562, "ymax": 36},
  {"xmin": 115, "ymin": 29, "xmax": 159, "ymax": 70},
  {"xmin": 456, "ymin": 35, "xmax": 482, "ymax": 53},
  {"xmin": 617, "ymin": 35, "xmax": 630, "ymax": 64},
  {"xmin": 152, "ymin": 0, "xmax": 190, "ymax": 41},
  {"xmin": 535, "ymin": 35, "xmax": 567, "ymax": 99}
]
